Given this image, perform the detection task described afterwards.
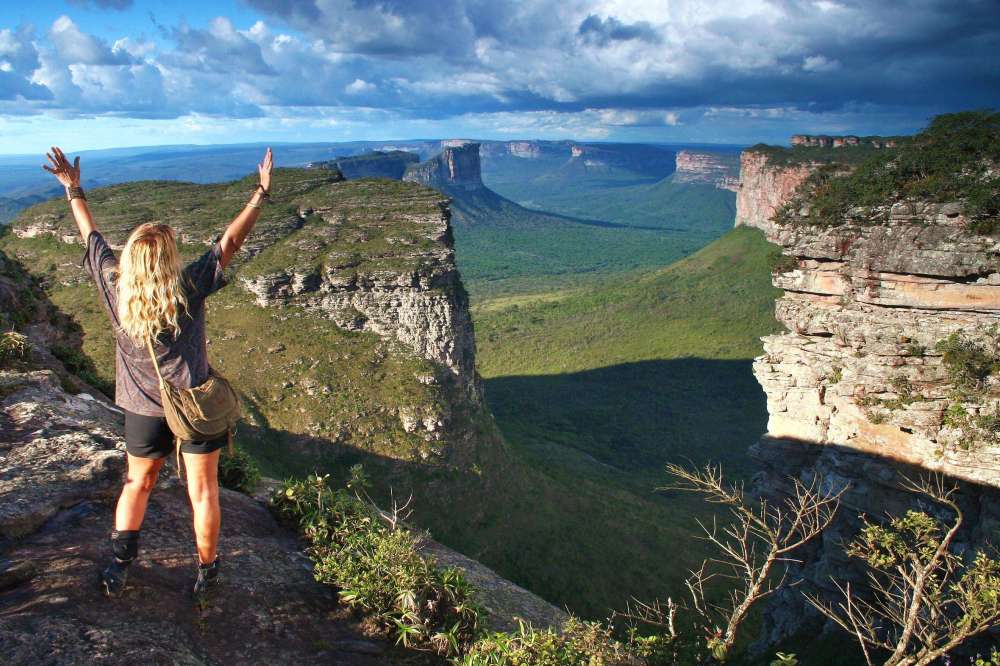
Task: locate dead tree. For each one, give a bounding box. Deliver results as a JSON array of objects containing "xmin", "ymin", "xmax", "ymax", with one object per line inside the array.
[{"xmin": 663, "ymin": 463, "xmax": 844, "ymax": 660}]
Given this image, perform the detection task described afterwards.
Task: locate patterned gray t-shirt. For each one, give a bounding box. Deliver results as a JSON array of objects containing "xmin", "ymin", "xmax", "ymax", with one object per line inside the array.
[{"xmin": 81, "ymin": 230, "xmax": 228, "ymax": 416}]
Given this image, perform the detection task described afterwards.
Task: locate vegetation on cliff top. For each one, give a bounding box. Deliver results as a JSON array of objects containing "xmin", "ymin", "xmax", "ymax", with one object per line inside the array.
[
  {"xmin": 776, "ymin": 110, "xmax": 1000, "ymax": 233},
  {"xmin": 746, "ymin": 141, "xmax": 890, "ymax": 167}
]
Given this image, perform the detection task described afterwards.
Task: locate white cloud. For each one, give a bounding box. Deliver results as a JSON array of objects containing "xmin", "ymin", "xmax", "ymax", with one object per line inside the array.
[
  {"xmin": 802, "ymin": 55, "xmax": 841, "ymax": 73},
  {"xmin": 344, "ymin": 78, "xmax": 375, "ymax": 94}
]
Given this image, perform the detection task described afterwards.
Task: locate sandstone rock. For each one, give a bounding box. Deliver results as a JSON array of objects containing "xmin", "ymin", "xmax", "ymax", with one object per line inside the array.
[
  {"xmin": 734, "ymin": 151, "xmax": 816, "ymax": 231},
  {"xmin": 673, "ymin": 150, "xmax": 740, "ymax": 191},
  {"xmin": 404, "ymin": 143, "xmax": 484, "ymax": 192},
  {"xmin": 750, "ymin": 185, "xmax": 1000, "ymax": 649}
]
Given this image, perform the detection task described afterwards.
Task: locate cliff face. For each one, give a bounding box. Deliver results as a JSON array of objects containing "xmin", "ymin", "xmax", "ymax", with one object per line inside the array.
[
  {"xmin": 755, "ymin": 208, "xmax": 1000, "ymax": 485},
  {"xmin": 750, "ymin": 194, "xmax": 1000, "ymax": 642},
  {"xmin": 734, "ymin": 151, "xmax": 816, "ymax": 230},
  {"xmin": 672, "ymin": 150, "xmax": 740, "ymax": 191},
  {"xmin": 238, "ymin": 182, "xmax": 481, "ymax": 403},
  {"xmin": 403, "ymin": 143, "xmax": 484, "ymax": 191}
]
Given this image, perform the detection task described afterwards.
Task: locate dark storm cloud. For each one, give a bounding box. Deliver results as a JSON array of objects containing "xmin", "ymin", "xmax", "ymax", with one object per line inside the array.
[
  {"xmin": 577, "ymin": 14, "xmax": 661, "ymax": 46},
  {"xmin": 1, "ymin": 0, "xmax": 997, "ymax": 131},
  {"xmin": 67, "ymin": 0, "xmax": 134, "ymax": 10}
]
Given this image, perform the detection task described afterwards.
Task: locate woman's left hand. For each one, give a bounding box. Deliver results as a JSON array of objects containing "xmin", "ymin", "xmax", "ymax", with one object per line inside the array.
[
  {"xmin": 258, "ymin": 147, "xmax": 272, "ymax": 193},
  {"xmin": 42, "ymin": 146, "xmax": 81, "ymax": 189}
]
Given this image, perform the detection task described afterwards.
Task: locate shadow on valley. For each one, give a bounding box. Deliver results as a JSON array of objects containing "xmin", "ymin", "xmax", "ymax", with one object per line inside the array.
[
  {"xmin": 483, "ymin": 357, "xmax": 768, "ymax": 487},
  {"xmin": 231, "ymin": 357, "xmax": 771, "ymax": 623}
]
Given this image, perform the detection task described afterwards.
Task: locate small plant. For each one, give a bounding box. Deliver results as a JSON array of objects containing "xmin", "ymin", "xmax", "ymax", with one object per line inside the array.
[
  {"xmin": 827, "ymin": 366, "xmax": 843, "ymax": 384},
  {"xmin": 0, "ymin": 330, "xmax": 29, "ymax": 367},
  {"xmin": 461, "ymin": 617, "xmax": 645, "ymax": 666},
  {"xmin": 770, "ymin": 653, "xmax": 799, "ymax": 666},
  {"xmin": 806, "ymin": 476, "xmax": 1000, "ymax": 666},
  {"xmin": 935, "ymin": 328, "xmax": 1000, "ymax": 450},
  {"xmin": 903, "ymin": 341, "xmax": 927, "ymax": 358}
]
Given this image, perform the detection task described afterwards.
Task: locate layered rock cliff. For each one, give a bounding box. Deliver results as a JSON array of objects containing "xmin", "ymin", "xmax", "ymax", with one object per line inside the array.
[
  {"xmin": 734, "ymin": 151, "xmax": 817, "ymax": 230},
  {"xmin": 673, "ymin": 150, "xmax": 740, "ymax": 191},
  {"xmin": 745, "ymin": 117, "xmax": 1000, "ymax": 647},
  {"xmin": 403, "ymin": 142, "xmax": 484, "ymax": 191},
  {"xmin": 1, "ymin": 170, "xmax": 481, "ymax": 461}
]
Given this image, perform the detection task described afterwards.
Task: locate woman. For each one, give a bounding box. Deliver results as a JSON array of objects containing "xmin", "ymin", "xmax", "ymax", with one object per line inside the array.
[{"xmin": 42, "ymin": 145, "xmax": 273, "ymax": 598}]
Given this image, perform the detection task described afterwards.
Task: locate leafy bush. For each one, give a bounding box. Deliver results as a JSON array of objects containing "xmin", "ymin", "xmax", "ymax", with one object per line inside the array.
[
  {"xmin": 460, "ymin": 617, "xmax": 648, "ymax": 665},
  {"xmin": 777, "ymin": 110, "xmax": 1000, "ymax": 233},
  {"xmin": 218, "ymin": 444, "xmax": 260, "ymax": 493},
  {"xmin": 271, "ymin": 472, "xmax": 482, "ymax": 657},
  {"xmin": 935, "ymin": 327, "xmax": 1000, "ymax": 451},
  {"xmin": 0, "ymin": 331, "xmax": 30, "ymax": 367}
]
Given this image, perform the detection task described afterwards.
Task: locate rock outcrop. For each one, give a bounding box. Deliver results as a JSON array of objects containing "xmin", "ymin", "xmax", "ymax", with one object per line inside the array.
[
  {"xmin": 237, "ymin": 181, "xmax": 481, "ymax": 402},
  {"xmin": 311, "ymin": 151, "xmax": 419, "ymax": 180},
  {"xmin": 734, "ymin": 151, "xmax": 816, "ymax": 231},
  {"xmin": 750, "ymin": 200, "xmax": 1000, "ymax": 643},
  {"xmin": 672, "ymin": 150, "xmax": 740, "ymax": 191},
  {"xmin": 790, "ymin": 134, "xmax": 899, "ymax": 148},
  {"xmin": 0, "ymin": 354, "xmax": 563, "ymax": 663},
  {"xmin": 403, "ymin": 143, "xmax": 484, "ymax": 191},
  {"xmin": 0, "ymin": 365, "xmax": 400, "ymax": 664}
]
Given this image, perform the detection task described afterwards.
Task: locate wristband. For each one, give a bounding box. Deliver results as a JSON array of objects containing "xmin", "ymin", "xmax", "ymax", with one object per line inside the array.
[
  {"xmin": 66, "ymin": 185, "xmax": 86, "ymax": 202},
  {"xmin": 255, "ymin": 183, "xmax": 271, "ymax": 198}
]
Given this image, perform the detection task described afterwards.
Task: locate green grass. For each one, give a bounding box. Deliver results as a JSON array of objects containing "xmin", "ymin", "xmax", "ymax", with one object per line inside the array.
[
  {"xmin": 459, "ymin": 226, "xmax": 785, "ymax": 616},
  {"xmin": 451, "ymin": 180, "xmax": 736, "ymax": 300}
]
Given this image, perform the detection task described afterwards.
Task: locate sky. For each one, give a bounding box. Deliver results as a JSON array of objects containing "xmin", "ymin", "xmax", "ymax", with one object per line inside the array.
[{"xmin": 0, "ymin": 0, "xmax": 997, "ymax": 153}]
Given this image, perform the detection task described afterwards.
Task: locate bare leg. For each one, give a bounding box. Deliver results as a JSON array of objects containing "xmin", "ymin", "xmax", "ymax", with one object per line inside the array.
[
  {"xmin": 114, "ymin": 454, "xmax": 165, "ymax": 530},
  {"xmin": 183, "ymin": 449, "xmax": 221, "ymax": 564}
]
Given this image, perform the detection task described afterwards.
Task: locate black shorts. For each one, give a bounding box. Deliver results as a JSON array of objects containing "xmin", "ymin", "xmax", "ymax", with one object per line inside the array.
[{"xmin": 123, "ymin": 410, "xmax": 228, "ymax": 459}]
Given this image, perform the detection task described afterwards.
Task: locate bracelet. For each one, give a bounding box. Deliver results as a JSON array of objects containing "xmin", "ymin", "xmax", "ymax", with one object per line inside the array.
[
  {"xmin": 246, "ymin": 201, "xmax": 262, "ymax": 209},
  {"xmin": 254, "ymin": 184, "xmax": 271, "ymax": 198},
  {"xmin": 66, "ymin": 185, "xmax": 86, "ymax": 202}
]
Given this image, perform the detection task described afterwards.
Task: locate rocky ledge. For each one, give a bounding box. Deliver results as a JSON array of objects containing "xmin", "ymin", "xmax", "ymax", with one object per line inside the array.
[
  {"xmin": 235, "ymin": 179, "xmax": 480, "ymax": 402},
  {"xmin": 0, "ymin": 352, "xmax": 561, "ymax": 664},
  {"xmin": 755, "ymin": 208, "xmax": 1000, "ymax": 485}
]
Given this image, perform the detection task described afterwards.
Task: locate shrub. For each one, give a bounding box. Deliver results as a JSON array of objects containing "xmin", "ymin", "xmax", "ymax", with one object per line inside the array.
[
  {"xmin": 460, "ymin": 617, "xmax": 647, "ymax": 666},
  {"xmin": 935, "ymin": 327, "xmax": 1000, "ymax": 450},
  {"xmin": 271, "ymin": 473, "xmax": 482, "ymax": 657},
  {"xmin": 807, "ymin": 477, "xmax": 1000, "ymax": 666},
  {"xmin": 0, "ymin": 331, "xmax": 30, "ymax": 367},
  {"xmin": 778, "ymin": 110, "xmax": 1000, "ymax": 233}
]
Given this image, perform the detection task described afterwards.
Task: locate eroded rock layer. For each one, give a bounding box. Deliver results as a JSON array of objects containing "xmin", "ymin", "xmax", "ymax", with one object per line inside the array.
[
  {"xmin": 751, "ymin": 201, "xmax": 1000, "ymax": 645},
  {"xmin": 734, "ymin": 151, "xmax": 815, "ymax": 231}
]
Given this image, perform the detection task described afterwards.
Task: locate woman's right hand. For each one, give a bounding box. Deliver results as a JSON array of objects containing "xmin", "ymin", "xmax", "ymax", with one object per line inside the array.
[
  {"xmin": 258, "ymin": 147, "xmax": 272, "ymax": 193},
  {"xmin": 42, "ymin": 146, "xmax": 81, "ymax": 188}
]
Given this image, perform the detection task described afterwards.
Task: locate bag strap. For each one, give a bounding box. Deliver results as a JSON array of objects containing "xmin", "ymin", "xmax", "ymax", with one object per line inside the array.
[{"xmin": 146, "ymin": 337, "xmax": 185, "ymax": 480}]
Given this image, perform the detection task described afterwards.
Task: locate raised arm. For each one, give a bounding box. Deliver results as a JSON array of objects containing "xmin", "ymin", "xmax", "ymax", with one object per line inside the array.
[
  {"xmin": 219, "ymin": 147, "xmax": 272, "ymax": 269},
  {"xmin": 43, "ymin": 146, "xmax": 95, "ymax": 243}
]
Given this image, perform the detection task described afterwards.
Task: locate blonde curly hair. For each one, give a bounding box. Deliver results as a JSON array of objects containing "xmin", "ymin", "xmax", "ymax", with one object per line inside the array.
[{"xmin": 117, "ymin": 223, "xmax": 189, "ymax": 343}]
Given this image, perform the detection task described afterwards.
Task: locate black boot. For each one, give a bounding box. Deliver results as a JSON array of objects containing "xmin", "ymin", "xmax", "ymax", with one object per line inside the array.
[
  {"xmin": 192, "ymin": 555, "xmax": 221, "ymax": 598},
  {"xmin": 99, "ymin": 529, "xmax": 139, "ymax": 598}
]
